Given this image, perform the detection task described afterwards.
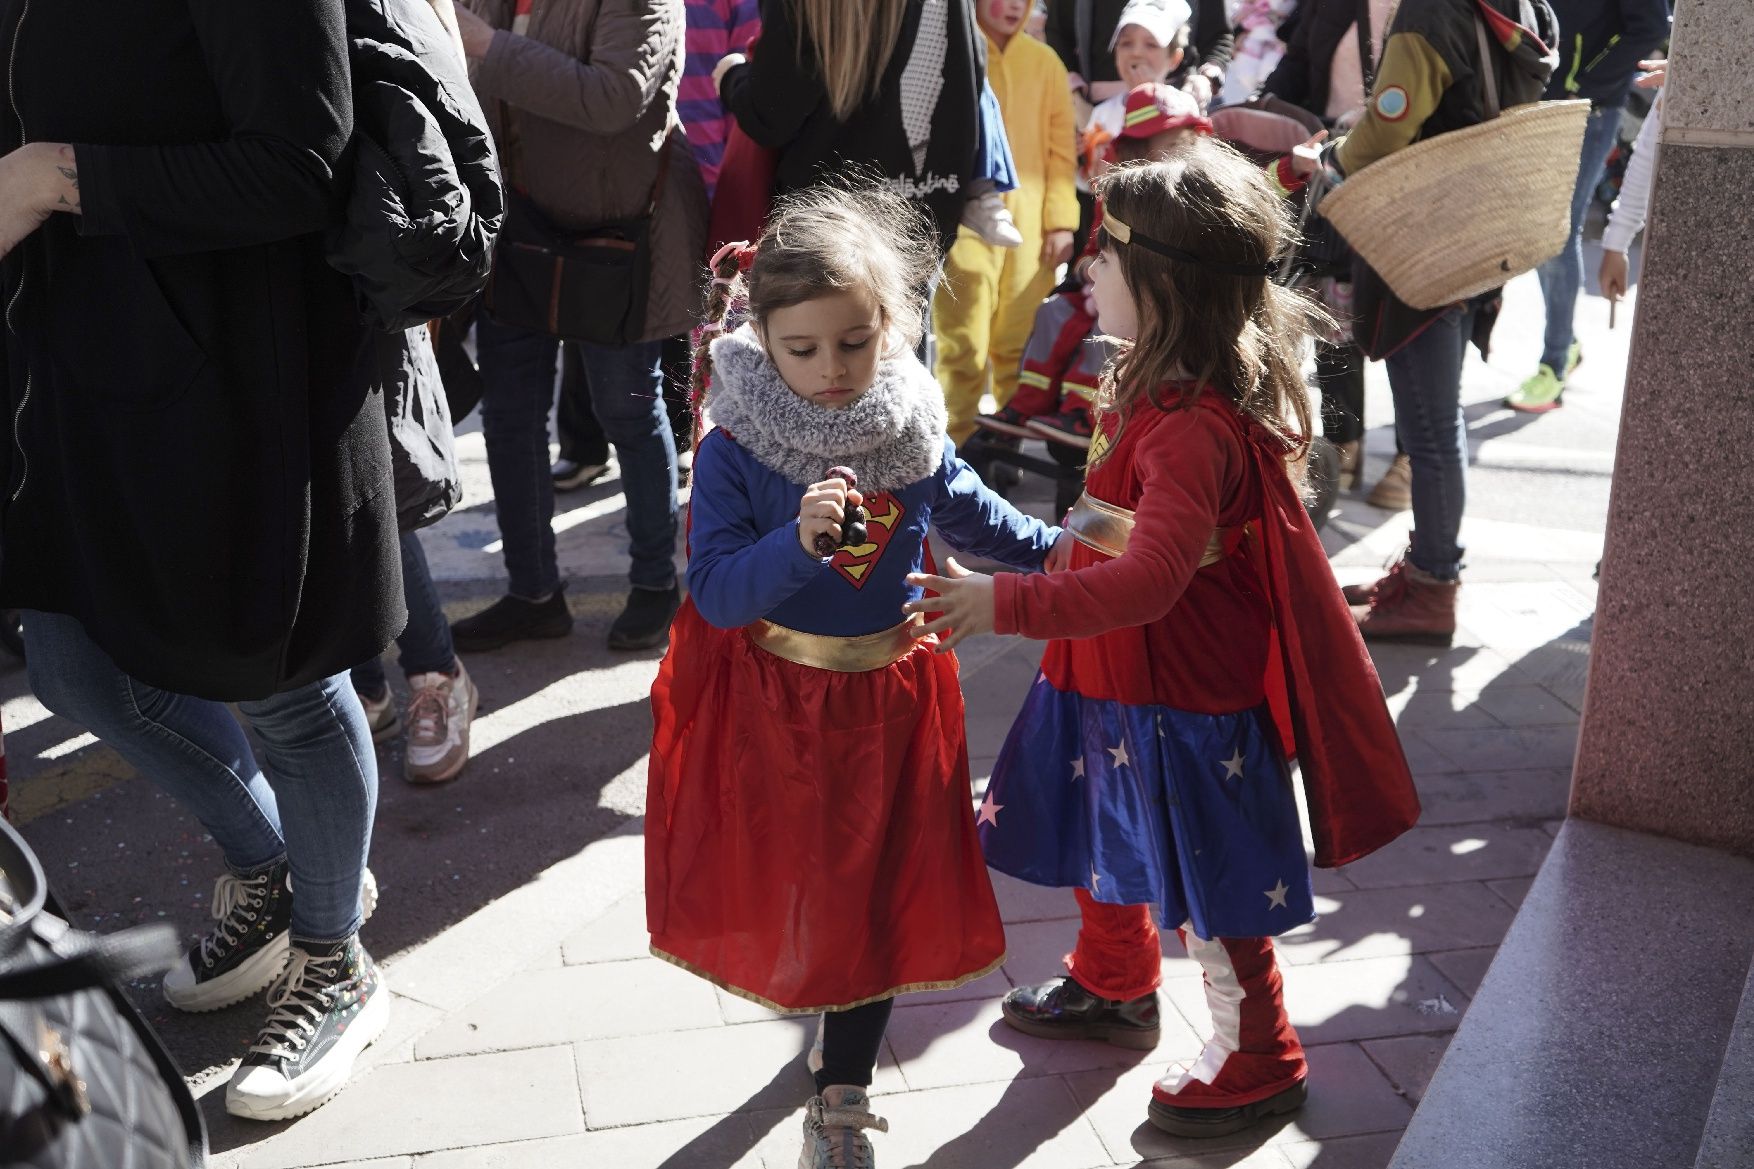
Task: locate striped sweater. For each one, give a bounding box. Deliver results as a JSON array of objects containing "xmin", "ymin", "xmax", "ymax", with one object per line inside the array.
[{"xmin": 682, "ymin": 0, "xmax": 761, "ymax": 198}]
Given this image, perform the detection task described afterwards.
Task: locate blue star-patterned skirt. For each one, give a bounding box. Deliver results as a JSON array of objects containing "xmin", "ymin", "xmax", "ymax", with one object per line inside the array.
[{"xmin": 980, "ymin": 674, "xmax": 1316, "ymax": 939}]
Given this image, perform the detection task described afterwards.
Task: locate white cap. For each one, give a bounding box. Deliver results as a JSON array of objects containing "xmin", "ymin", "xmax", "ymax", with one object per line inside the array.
[{"xmin": 1108, "ymin": 0, "xmax": 1194, "ymax": 51}]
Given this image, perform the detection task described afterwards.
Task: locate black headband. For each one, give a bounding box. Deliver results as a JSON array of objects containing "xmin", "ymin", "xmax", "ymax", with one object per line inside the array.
[{"xmin": 1103, "ymin": 210, "xmax": 1277, "ymax": 277}]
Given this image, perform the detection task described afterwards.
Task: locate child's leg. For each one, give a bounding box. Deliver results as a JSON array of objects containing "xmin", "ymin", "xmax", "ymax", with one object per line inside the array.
[
  {"xmin": 988, "ymin": 251, "xmax": 1060, "ymax": 411},
  {"xmin": 1150, "ymin": 930, "xmax": 1306, "ymax": 1135},
  {"xmin": 933, "ymin": 239, "xmax": 1002, "ymax": 444},
  {"xmin": 1066, "ymin": 888, "xmax": 1163, "ymax": 1002},
  {"xmin": 815, "ymin": 998, "xmax": 895, "ymax": 1094}
]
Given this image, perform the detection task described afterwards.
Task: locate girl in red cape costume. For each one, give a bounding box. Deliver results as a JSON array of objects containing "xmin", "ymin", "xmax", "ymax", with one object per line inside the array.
[
  {"xmin": 646, "ymin": 187, "xmax": 1065, "ymax": 1167},
  {"xmin": 909, "ymin": 142, "xmax": 1419, "ymax": 1140}
]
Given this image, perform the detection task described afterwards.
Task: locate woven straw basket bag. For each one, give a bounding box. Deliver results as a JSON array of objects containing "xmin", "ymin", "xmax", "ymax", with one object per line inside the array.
[{"xmin": 1316, "ymin": 13, "xmax": 1590, "ymax": 310}]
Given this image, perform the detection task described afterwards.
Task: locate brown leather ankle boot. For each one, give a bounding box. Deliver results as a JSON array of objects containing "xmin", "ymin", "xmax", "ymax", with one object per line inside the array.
[{"xmin": 1353, "ymin": 561, "xmax": 1458, "ymax": 645}]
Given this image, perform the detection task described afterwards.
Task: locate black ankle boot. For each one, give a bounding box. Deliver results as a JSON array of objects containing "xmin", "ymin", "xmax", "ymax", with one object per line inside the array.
[
  {"xmin": 607, "ymin": 585, "xmax": 681, "ymax": 651},
  {"xmin": 1000, "ymin": 976, "xmax": 1161, "ymax": 1049},
  {"xmin": 450, "ymin": 588, "xmax": 573, "ymax": 652}
]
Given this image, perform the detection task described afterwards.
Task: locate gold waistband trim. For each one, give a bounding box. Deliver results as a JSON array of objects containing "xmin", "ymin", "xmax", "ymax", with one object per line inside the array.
[
  {"xmin": 747, "ymin": 615, "xmax": 926, "ymax": 672},
  {"xmin": 1066, "ymin": 491, "xmax": 1230, "ymax": 567}
]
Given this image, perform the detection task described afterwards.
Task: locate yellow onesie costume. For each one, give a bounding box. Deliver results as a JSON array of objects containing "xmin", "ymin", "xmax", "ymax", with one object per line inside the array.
[{"xmin": 934, "ymin": 29, "xmax": 1080, "ymax": 444}]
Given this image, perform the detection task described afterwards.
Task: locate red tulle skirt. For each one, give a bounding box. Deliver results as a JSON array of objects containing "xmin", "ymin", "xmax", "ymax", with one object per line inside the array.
[{"xmin": 646, "ymin": 601, "xmax": 1006, "ymax": 1012}]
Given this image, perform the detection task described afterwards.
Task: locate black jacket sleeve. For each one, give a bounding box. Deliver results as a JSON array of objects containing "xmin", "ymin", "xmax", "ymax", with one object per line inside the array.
[
  {"xmin": 1189, "ymin": 0, "xmax": 1234, "ymax": 73},
  {"xmin": 1585, "ymin": 0, "xmax": 1669, "ymax": 104},
  {"xmin": 74, "ymin": 0, "xmax": 352, "ymax": 257},
  {"xmin": 720, "ymin": 0, "xmax": 824, "ymax": 151},
  {"xmin": 1261, "ymin": 5, "xmax": 1313, "ymax": 104},
  {"xmin": 1044, "ymin": 0, "xmax": 1082, "ymax": 76}
]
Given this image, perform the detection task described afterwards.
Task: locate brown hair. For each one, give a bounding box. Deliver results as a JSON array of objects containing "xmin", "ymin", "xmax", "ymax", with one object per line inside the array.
[
  {"xmin": 691, "ymin": 184, "xmax": 938, "ymax": 412},
  {"xmin": 794, "ymin": 0, "xmax": 910, "ymax": 122},
  {"xmin": 1092, "ymin": 139, "xmax": 1324, "ymax": 468}
]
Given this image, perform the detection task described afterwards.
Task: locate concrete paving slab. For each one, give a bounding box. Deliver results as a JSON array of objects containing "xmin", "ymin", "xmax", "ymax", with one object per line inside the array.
[
  {"xmin": 573, "ymin": 1018, "xmax": 904, "ymax": 1128},
  {"xmin": 1416, "ymin": 726, "xmax": 1579, "ymax": 775},
  {"xmin": 1335, "ymin": 825, "xmax": 1554, "ymax": 889},
  {"xmin": 231, "ymin": 1047, "xmax": 584, "ymax": 1169},
  {"xmin": 416, "ymin": 957, "xmax": 723, "ymax": 1057},
  {"xmin": 1277, "ymin": 1133, "xmax": 1403, "ymax": 1169},
  {"xmin": 1465, "ymin": 684, "xmax": 1581, "ymax": 727},
  {"xmin": 1406, "ymin": 768, "xmax": 1572, "ymax": 826},
  {"xmin": 749, "ymin": 1076, "xmax": 1114, "ymax": 1169},
  {"xmin": 1276, "ymin": 884, "xmax": 1517, "ymax": 966},
  {"xmin": 1359, "ymin": 1033, "xmax": 1452, "ymax": 1102},
  {"xmin": 885, "ymin": 995, "xmax": 1197, "ymax": 1092},
  {"xmin": 1425, "ymin": 949, "xmax": 1497, "ymax": 999},
  {"xmin": 1162, "ymin": 956, "xmax": 1468, "ymax": 1047},
  {"xmin": 991, "ymin": 869, "xmax": 1082, "ymax": 924},
  {"xmin": 1484, "ymin": 877, "xmax": 1535, "ymax": 910},
  {"xmin": 414, "ymin": 1115, "xmax": 766, "ymax": 1169},
  {"xmin": 559, "ymin": 891, "xmax": 650, "ymax": 964}
]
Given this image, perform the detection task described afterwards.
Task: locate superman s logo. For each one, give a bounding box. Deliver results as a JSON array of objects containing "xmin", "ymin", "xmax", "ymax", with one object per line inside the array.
[{"xmin": 830, "ymin": 493, "xmax": 905, "ymax": 589}]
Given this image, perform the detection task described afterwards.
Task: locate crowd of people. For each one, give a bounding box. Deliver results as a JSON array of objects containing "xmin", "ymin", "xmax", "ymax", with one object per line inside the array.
[{"xmin": 0, "ymin": 0, "xmax": 1666, "ymax": 1165}]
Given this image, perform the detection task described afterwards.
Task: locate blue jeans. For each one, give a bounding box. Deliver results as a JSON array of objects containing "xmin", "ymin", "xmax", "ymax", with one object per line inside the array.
[
  {"xmin": 24, "ymin": 611, "xmax": 377, "ymax": 943},
  {"xmin": 1535, "ymin": 104, "xmax": 1623, "ymax": 372},
  {"xmin": 475, "ymin": 317, "xmax": 678, "ymax": 596},
  {"xmin": 1385, "ymin": 305, "xmax": 1476, "ymax": 581},
  {"xmin": 353, "ymin": 531, "xmax": 454, "ymax": 696}
]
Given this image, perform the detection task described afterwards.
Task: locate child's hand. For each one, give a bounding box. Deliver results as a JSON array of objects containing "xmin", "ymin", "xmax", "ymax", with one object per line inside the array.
[
  {"xmin": 1045, "ymin": 531, "xmax": 1076, "ymax": 573},
  {"xmin": 798, "ymin": 476, "xmax": 862, "ymax": 557},
  {"xmin": 905, "ymin": 558, "xmax": 996, "ymax": 652},
  {"xmin": 1042, "ymin": 230, "xmax": 1076, "ymax": 269},
  {"xmin": 1599, "ymin": 250, "xmax": 1630, "ymax": 303},
  {"xmin": 1635, "ymin": 59, "xmax": 1667, "ymax": 89},
  {"xmin": 1289, "ymin": 130, "xmax": 1329, "ymax": 179}
]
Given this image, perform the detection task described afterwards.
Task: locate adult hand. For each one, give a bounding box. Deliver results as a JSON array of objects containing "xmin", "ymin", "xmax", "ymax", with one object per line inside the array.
[
  {"xmin": 1182, "ymin": 71, "xmax": 1214, "ymax": 110},
  {"xmin": 1635, "ymin": 59, "xmax": 1667, "ymax": 89},
  {"xmin": 798, "ymin": 476, "xmax": 860, "ymax": 557},
  {"xmin": 904, "ymin": 558, "xmax": 995, "ymax": 653},
  {"xmin": 1042, "ymin": 229, "xmax": 1076, "ymax": 269},
  {"xmin": 713, "ymin": 52, "xmax": 747, "ymax": 93},
  {"xmin": 1599, "ymin": 250, "xmax": 1630, "ymax": 303},
  {"xmin": 1045, "ymin": 530, "xmax": 1076, "ymax": 573},
  {"xmin": 0, "ymin": 143, "xmax": 76, "ymax": 260},
  {"xmin": 452, "ymin": 3, "xmax": 495, "ymax": 59},
  {"xmin": 1289, "ymin": 129, "xmax": 1329, "ymax": 179}
]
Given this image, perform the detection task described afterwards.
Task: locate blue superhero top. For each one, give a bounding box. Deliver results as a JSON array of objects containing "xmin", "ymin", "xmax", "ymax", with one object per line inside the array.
[{"xmin": 688, "ymin": 326, "xmax": 1061, "ymax": 637}]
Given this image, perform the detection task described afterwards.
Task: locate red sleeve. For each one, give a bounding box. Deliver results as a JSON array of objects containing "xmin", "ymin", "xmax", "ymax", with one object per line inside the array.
[{"xmin": 994, "ymin": 409, "xmax": 1237, "ymax": 639}]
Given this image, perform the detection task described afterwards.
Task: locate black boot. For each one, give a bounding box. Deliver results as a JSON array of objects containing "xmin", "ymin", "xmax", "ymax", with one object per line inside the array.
[
  {"xmin": 450, "ymin": 589, "xmax": 573, "ymax": 652},
  {"xmin": 1000, "ymin": 975, "xmax": 1161, "ymax": 1049},
  {"xmin": 607, "ymin": 585, "xmax": 681, "ymax": 651}
]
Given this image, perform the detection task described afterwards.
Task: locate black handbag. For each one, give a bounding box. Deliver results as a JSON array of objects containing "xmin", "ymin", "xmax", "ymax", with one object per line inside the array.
[
  {"xmin": 483, "ymin": 136, "xmax": 672, "ymax": 348},
  {"xmin": 0, "ymin": 815, "xmax": 205, "ymax": 1168}
]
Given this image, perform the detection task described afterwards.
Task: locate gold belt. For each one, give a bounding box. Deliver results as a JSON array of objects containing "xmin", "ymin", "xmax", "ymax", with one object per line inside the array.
[
  {"xmin": 748, "ymin": 615, "xmax": 925, "ymax": 672},
  {"xmin": 1065, "ymin": 491, "xmax": 1230, "ymax": 567}
]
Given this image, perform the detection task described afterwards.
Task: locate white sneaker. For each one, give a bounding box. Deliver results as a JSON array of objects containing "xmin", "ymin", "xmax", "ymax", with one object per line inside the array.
[
  {"xmin": 358, "ymin": 685, "xmax": 401, "ymax": 744},
  {"xmin": 403, "ymin": 661, "xmax": 478, "ymax": 784},
  {"xmin": 225, "ymin": 936, "xmax": 391, "ymax": 1122},
  {"xmin": 961, "ymin": 191, "xmax": 1024, "ymax": 248}
]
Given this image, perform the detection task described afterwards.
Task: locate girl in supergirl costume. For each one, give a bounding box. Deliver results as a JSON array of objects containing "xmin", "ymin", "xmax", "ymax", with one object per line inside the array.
[
  {"xmin": 910, "ymin": 142, "xmax": 1420, "ymax": 1140},
  {"xmin": 645, "ymin": 186, "xmax": 1066, "ymax": 1169}
]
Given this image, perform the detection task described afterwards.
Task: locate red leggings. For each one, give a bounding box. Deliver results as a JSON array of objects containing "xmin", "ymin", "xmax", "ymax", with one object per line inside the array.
[{"xmin": 1064, "ymin": 887, "xmax": 1164, "ymax": 1002}]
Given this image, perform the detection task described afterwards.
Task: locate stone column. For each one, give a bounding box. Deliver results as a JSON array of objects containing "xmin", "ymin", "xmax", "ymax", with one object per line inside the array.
[{"xmin": 1571, "ymin": 0, "xmax": 1754, "ymax": 856}]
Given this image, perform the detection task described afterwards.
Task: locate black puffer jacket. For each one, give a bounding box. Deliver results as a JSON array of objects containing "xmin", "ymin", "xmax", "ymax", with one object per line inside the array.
[{"xmin": 328, "ymin": 0, "xmax": 504, "ymax": 331}]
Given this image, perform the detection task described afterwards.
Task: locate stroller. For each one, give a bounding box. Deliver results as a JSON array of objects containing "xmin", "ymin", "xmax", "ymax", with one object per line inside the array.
[{"xmin": 959, "ymin": 96, "xmax": 1342, "ymax": 530}]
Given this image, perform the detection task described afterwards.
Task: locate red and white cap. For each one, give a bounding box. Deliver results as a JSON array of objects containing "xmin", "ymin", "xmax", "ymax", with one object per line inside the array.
[{"xmin": 1119, "ymin": 82, "xmax": 1212, "ymax": 139}]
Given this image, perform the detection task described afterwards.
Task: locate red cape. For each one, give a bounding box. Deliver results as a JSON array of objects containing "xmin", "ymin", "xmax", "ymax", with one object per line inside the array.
[{"xmin": 1205, "ymin": 398, "xmax": 1421, "ymax": 867}]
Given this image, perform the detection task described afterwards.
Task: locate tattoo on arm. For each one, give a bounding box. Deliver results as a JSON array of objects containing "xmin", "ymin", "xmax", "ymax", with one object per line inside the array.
[{"xmin": 53, "ymin": 146, "xmax": 80, "ymax": 213}]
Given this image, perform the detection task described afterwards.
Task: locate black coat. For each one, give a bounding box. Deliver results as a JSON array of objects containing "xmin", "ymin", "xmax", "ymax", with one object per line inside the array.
[
  {"xmin": 721, "ymin": 0, "xmax": 986, "ymax": 253},
  {"xmin": 0, "ymin": 0, "xmax": 405, "ymax": 701}
]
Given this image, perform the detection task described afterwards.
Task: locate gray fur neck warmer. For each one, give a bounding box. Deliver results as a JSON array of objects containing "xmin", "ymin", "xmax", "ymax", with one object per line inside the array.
[{"xmin": 706, "ymin": 324, "xmax": 948, "ymax": 493}]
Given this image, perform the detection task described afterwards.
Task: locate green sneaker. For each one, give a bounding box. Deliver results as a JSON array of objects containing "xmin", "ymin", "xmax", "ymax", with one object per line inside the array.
[
  {"xmin": 1505, "ymin": 364, "xmax": 1565, "ymax": 413},
  {"xmin": 1565, "ymin": 339, "xmax": 1583, "ymax": 377}
]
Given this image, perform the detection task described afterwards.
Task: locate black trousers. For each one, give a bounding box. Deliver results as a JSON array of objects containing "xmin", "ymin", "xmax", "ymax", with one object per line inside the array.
[
  {"xmin": 1316, "ymin": 340, "xmax": 1365, "ymax": 446},
  {"xmin": 816, "ymin": 998, "xmax": 894, "ymax": 1094}
]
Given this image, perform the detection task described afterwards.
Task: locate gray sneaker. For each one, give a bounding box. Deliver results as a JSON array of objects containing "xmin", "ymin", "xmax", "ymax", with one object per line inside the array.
[
  {"xmin": 403, "ymin": 662, "xmax": 478, "ymax": 784},
  {"xmin": 798, "ymin": 1086, "xmax": 887, "ymax": 1169}
]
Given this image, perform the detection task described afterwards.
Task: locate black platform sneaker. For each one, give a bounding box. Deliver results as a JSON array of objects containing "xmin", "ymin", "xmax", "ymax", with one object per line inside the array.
[{"xmin": 225, "ymin": 935, "xmax": 391, "ymax": 1121}]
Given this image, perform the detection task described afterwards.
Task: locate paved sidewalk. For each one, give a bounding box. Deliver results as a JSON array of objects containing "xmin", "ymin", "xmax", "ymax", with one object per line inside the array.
[{"xmin": 0, "ymin": 264, "xmax": 1624, "ymax": 1169}]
